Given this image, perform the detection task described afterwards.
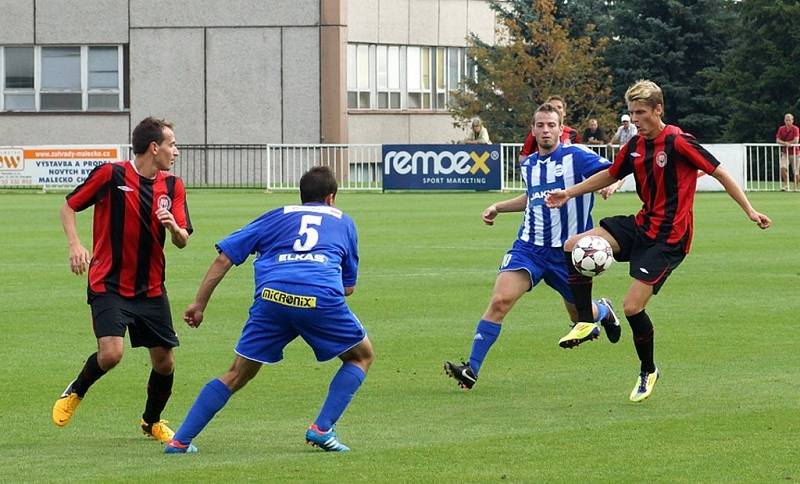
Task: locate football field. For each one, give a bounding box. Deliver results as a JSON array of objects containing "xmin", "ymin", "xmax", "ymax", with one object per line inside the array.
[{"xmin": 0, "ymin": 189, "xmax": 797, "ymax": 482}]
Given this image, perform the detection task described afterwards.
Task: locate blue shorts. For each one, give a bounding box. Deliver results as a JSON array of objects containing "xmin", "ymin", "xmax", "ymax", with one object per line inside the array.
[
  {"xmin": 499, "ymin": 240, "xmax": 573, "ymax": 303},
  {"xmin": 235, "ymin": 283, "xmax": 366, "ymax": 364}
]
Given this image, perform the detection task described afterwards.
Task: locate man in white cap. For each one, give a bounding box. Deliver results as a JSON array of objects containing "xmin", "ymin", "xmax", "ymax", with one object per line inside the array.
[{"xmin": 611, "ymin": 114, "xmax": 638, "ymax": 145}]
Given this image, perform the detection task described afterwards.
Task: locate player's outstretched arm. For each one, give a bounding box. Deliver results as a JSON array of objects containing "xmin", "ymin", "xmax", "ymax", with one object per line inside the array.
[
  {"xmin": 482, "ymin": 193, "xmax": 527, "ymax": 225},
  {"xmin": 711, "ymin": 167, "xmax": 771, "ymax": 229},
  {"xmin": 184, "ymin": 252, "xmax": 234, "ymax": 328},
  {"xmin": 546, "ymin": 169, "xmax": 617, "ymax": 208},
  {"xmin": 598, "ymin": 176, "xmax": 627, "ymax": 200},
  {"xmin": 60, "ymin": 203, "xmax": 90, "ymax": 275}
]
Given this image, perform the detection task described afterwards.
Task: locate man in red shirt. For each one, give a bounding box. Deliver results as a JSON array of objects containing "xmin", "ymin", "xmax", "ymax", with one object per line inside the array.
[
  {"xmin": 776, "ymin": 113, "xmax": 799, "ymax": 191},
  {"xmin": 52, "ymin": 117, "xmax": 193, "ymax": 443},
  {"xmin": 518, "ymin": 95, "xmax": 581, "ymax": 162},
  {"xmin": 545, "ymin": 80, "xmax": 771, "ymax": 403}
]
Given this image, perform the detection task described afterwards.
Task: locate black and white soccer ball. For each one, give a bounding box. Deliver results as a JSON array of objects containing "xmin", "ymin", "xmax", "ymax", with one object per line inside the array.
[{"xmin": 571, "ymin": 235, "xmax": 614, "ymax": 277}]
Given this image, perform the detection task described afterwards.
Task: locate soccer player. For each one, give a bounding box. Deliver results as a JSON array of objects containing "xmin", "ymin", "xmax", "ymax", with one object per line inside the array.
[
  {"xmin": 52, "ymin": 117, "xmax": 192, "ymax": 443},
  {"xmin": 444, "ymin": 102, "xmax": 622, "ymax": 390},
  {"xmin": 518, "ymin": 95, "xmax": 582, "ymax": 163},
  {"xmin": 546, "ymin": 80, "xmax": 771, "ymax": 402},
  {"xmin": 164, "ymin": 166, "xmax": 372, "ymax": 454}
]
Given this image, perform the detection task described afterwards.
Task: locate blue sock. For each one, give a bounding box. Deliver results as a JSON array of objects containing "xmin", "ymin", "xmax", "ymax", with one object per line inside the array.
[
  {"xmin": 314, "ymin": 363, "xmax": 366, "ymax": 432},
  {"xmin": 593, "ymin": 300, "xmax": 609, "ymax": 322},
  {"xmin": 468, "ymin": 319, "xmax": 502, "ymax": 376},
  {"xmin": 173, "ymin": 378, "xmax": 232, "ymax": 445}
]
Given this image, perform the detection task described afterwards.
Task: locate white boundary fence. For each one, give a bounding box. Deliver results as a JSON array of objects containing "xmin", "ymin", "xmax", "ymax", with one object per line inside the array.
[
  {"xmin": 266, "ymin": 144, "xmax": 382, "ymax": 190},
  {"xmin": 2, "ymin": 142, "xmax": 795, "ymax": 191}
]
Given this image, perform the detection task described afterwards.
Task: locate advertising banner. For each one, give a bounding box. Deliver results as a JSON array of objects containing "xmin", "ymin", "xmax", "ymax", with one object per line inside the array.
[
  {"xmin": 382, "ymin": 144, "xmax": 501, "ymax": 190},
  {"xmin": 0, "ymin": 146, "xmax": 123, "ymax": 189}
]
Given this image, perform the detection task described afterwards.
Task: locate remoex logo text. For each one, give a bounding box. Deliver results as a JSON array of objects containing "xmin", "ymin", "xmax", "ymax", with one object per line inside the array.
[{"xmin": 384, "ymin": 150, "xmax": 491, "ymax": 175}]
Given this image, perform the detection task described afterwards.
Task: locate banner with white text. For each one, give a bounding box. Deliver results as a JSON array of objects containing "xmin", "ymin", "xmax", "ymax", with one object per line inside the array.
[
  {"xmin": 382, "ymin": 144, "xmax": 502, "ymax": 190},
  {"xmin": 0, "ymin": 146, "xmax": 124, "ymax": 188}
]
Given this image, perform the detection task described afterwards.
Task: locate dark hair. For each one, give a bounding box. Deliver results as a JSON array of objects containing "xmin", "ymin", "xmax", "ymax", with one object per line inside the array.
[
  {"xmin": 300, "ymin": 166, "xmax": 338, "ymax": 203},
  {"xmin": 131, "ymin": 117, "xmax": 174, "ymax": 155},
  {"xmin": 531, "ymin": 102, "xmax": 562, "ymax": 125}
]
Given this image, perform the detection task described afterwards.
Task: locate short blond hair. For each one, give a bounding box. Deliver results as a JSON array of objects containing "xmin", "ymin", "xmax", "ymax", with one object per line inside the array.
[{"xmin": 625, "ymin": 80, "xmax": 664, "ymax": 111}]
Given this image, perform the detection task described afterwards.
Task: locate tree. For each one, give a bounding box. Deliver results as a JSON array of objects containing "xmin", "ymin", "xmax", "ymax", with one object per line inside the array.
[
  {"xmin": 706, "ymin": 0, "xmax": 800, "ymax": 142},
  {"xmin": 449, "ymin": 0, "xmax": 616, "ymax": 143},
  {"xmin": 605, "ymin": 0, "xmax": 733, "ymax": 141},
  {"xmin": 554, "ymin": 0, "xmax": 613, "ymax": 43}
]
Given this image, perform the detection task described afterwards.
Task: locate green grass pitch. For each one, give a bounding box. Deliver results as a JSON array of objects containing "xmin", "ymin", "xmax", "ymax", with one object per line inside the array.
[{"xmin": 0, "ymin": 189, "xmax": 797, "ymax": 482}]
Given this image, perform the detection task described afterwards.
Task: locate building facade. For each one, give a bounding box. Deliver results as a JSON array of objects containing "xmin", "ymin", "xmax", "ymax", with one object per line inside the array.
[{"xmin": 0, "ymin": 0, "xmax": 496, "ymax": 146}]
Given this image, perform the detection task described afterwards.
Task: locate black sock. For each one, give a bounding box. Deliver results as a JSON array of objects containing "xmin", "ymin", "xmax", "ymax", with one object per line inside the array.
[
  {"xmin": 626, "ymin": 310, "xmax": 655, "ymax": 373},
  {"xmin": 564, "ymin": 250, "xmax": 594, "ymax": 322},
  {"xmin": 71, "ymin": 352, "xmax": 107, "ymax": 398},
  {"xmin": 142, "ymin": 369, "xmax": 174, "ymax": 424}
]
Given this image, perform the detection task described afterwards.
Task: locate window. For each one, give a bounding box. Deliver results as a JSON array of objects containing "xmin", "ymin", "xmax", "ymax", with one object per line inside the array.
[
  {"xmin": 41, "ymin": 47, "xmax": 81, "ymax": 110},
  {"xmin": 3, "ymin": 47, "xmax": 34, "ymax": 110},
  {"xmin": 346, "ymin": 43, "xmax": 473, "ymax": 111},
  {"xmin": 0, "ymin": 45, "xmax": 124, "ymax": 112},
  {"xmin": 376, "ymin": 45, "xmax": 400, "ymax": 109},
  {"xmin": 435, "ymin": 47, "xmax": 446, "ymax": 108},
  {"xmin": 88, "ymin": 46, "xmax": 121, "ymax": 110},
  {"xmin": 347, "ymin": 44, "xmax": 371, "ymax": 109},
  {"xmin": 407, "ymin": 46, "xmax": 432, "ymax": 109}
]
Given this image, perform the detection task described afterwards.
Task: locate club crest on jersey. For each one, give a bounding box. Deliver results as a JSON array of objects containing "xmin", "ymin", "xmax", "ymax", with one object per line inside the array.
[
  {"xmin": 655, "ymin": 151, "xmax": 668, "ymax": 168},
  {"xmin": 157, "ymin": 195, "xmax": 172, "ymax": 210}
]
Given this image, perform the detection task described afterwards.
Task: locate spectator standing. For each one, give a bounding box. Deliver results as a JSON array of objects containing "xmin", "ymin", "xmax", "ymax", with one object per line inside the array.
[{"xmin": 776, "ymin": 113, "xmax": 799, "ymax": 191}]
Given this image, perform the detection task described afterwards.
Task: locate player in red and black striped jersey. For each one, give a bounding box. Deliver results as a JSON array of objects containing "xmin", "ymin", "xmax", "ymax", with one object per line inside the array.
[
  {"xmin": 546, "ymin": 80, "xmax": 771, "ymax": 402},
  {"xmin": 52, "ymin": 117, "xmax": 193, "ymax": 443},
  {"xmin": 518, "ymin": 95, "xmax": 582, "ymax": 161}
]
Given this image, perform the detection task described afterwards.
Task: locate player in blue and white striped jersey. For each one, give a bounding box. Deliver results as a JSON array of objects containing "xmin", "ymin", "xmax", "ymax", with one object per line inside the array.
[{"xmin": 445, "ymin": 103, "xmax": 622, "ymax": 390}]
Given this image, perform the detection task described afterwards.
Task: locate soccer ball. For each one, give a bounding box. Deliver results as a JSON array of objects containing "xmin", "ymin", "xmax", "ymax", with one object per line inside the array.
[{"xmin": 571, "ymin": 235, "xmax": 614, "ymax": 277}]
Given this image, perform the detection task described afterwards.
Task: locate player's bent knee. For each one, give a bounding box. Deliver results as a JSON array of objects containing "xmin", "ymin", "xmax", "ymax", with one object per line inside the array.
[
  {"xmin": 622, "ymin": 300, "xmax": 646, "ymax": 316},
  {"xmin": 340, "ymin": 338, "xmax": 375, "ymax": 370},
  {"xmin": 488, "ymin": 295, "xmax": 515, "ymax": 317},
  {"xmin": 97, "ymin": 351, "xmax": 123, "ymax": 370}
]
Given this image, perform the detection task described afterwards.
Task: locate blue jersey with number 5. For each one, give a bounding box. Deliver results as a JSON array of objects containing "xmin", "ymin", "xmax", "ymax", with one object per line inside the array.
[{"xmin": 215, "ymin": 203, "xmax": 358, "ymax": 298}]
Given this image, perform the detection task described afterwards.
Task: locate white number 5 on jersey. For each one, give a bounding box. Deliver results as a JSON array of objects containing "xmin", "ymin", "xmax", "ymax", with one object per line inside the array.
[{"xmin": 293, "ymin": 214, "xmax": 323, "ymax": 251}]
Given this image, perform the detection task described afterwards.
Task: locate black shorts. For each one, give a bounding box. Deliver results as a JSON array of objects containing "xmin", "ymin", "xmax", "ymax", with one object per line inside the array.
[
  {"xmin": 599, "ymin": 215, "xmax": 687, "ymax": 295},
  {"xmin": 88, "ymin": 292, "xmax": 179, "ymax": 348}
]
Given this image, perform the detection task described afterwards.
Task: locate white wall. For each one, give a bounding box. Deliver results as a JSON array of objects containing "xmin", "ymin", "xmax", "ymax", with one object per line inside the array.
[
  {"xmin": 0, "ymin": 0, "xmax": 34, "ymax": 43},
  {"xmin": 130, "ymin": 0, "xmax": 319, "ymax": 27},
  {"xmin": 0, "ymin": 115, "xmax": 129, "ymax": 145},
  {"xmin": 130, "ymin": 29, "xmax": 206, "ymax": 144},
  {"xmin": 205, "ymin": 28, "xmax": 282, "ymax": 144},
  {"xmin": 348, "ymin": 113, "xmax": 465, "ymax": 144},
  {"xmin": 36, "ymin": 0, "xmax": 128, "ymax": 44}
]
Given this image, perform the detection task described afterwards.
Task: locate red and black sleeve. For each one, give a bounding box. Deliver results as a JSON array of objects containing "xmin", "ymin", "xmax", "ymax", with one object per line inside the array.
[
  {"xmin": 675, "ymin": 134, "xmax": 720, "ymax": 174},
  {"xmin": 608, "ymin": 139, "xmax": 635, "ymax": 179},
  {"xmin": 65, "ymin": 163, "xmax": 113, "ymax": 212}
]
